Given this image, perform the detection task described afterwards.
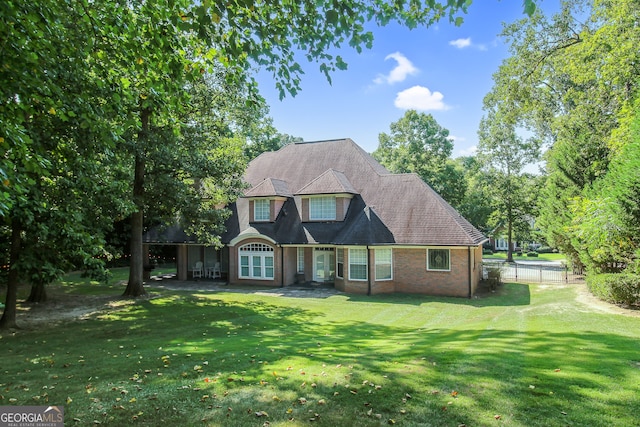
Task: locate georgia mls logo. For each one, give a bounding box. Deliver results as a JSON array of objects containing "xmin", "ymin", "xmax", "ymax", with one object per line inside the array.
[{"xmin": 0, "ymin": 406, "xmax": 64, "ymax": 427}]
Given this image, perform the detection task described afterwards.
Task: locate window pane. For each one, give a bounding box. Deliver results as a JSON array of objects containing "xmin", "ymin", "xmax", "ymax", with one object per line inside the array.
[
  {"xmin": 428, "ymin": 249, "xmax": 450, "ymax": 271},
  {"xmin": 336, "ymin": 248, "xmax": 344, "ymax": 278},
  {"xmin": 376, "ymin": 264, "xmax": 392, "ymax": 280},
  {"xmin": 253, "ymin": 255, "xmax": 262, "ymax": 277},
  {"xmin": 297, "ymin": 247, "xmax": 304, "ymax": 273},
  {"xmin": 254, "ymin": 199, "xmax": 270, "ymax": 221},
  {"xmin": 349, "ymin": 248, "xmax": 367, "ymax": 280},
  {"xmin": 310, "ymin": 196, "xmax": 336, "ymax": 220},
  {"xmin": 350, "ymin": 264, "xmax": 367, "ymax": 280},
  {"xmin": 375, "ymin": 248, "xmax": 392, "ymax": 280}
]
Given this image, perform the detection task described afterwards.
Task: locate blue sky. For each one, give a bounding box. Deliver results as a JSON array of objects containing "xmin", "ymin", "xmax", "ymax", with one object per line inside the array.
[{"xmin": 255, "ymin": 1, "xmax": 557, "ymax": 157}]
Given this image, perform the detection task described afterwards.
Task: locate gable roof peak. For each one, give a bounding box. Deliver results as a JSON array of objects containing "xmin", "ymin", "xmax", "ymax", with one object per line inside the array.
[
  {"xmin": 296, "ymin": 168, "xmax": 358, "ymax": 195},
  {"xmin": 244, "ymin": 177, "xmax": 292, "ymax": 198}
]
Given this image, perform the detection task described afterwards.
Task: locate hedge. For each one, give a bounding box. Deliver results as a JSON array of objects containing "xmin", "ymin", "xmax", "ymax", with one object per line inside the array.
[
  {"xmin": 587, "ymin": 273, "xmax": 640, "ymax": 305},
  {"xmin": 537, "ymin": 246, "xmax": 555, "ymax": 254}
]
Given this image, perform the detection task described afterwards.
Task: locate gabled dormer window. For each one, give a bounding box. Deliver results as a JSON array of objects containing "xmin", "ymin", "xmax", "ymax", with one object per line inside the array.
[
  {"xmin": 309, "ymin": 196, "xmax": 336, "ymax": 221},
  {"xmin": 253, "ymin": 199, "xmax": 270, "ymax": 222}
]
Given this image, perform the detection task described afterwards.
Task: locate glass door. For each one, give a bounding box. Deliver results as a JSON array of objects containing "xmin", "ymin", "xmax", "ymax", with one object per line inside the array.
[{"xmin": 313, "ymin": 248, "xmax": 335, "ymax": 282}]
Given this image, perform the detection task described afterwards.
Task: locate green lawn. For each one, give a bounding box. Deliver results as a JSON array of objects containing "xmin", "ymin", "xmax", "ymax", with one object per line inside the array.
[
  {"xmin": 483, "ymin": 252, "xmax": 567, "ymax": 262},
  {"xmin": 1, "ymin": 271, "xmax": 639, "ymax": 426}
]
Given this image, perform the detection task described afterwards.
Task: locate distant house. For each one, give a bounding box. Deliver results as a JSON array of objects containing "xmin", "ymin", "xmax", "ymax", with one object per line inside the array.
[
  {"xmin": 145, "ymin": 139, "xmax": 487, "ymax": 297},
  {"xmin": 488, "ymin": 218, "xmax": 540, "ymax": 253}
]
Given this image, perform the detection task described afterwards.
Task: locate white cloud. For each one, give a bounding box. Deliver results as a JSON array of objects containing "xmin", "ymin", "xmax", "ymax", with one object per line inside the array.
[
  {"xmin": 456, "ymin": 145, "xmax": 477, "ymax": 157},
  {"xmin": 373, "ymin": 52, "xmax": 418, "ymax": 85},
  {"xmin": 449, "ymin": 38, "xmax": 472, "ymax": 49},
  {"xmin": 394, "ymin": 86, "xmax": 450, "ymax": 111},
  {"xmin": 449, "ymin": 37, "xmax": 487, "ymax": 51}
]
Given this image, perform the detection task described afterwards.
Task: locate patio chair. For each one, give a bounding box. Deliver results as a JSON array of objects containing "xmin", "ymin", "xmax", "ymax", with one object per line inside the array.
[
  {"xmin": 211, "ymin": 262, "xmax": 221, "ymax": 279},
  {"xmin": 191, "ymin": 261, "xmax": 203, "ymax": 279}
]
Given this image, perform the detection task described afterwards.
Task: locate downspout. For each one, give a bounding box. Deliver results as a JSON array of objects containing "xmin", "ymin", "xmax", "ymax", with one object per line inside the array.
[
  {"xmin": 367, "ymin": 246, "xmax": 372, "ymax": 296},
  {"xmin": 468, "ymin": 246, "xmax": 472, "ymax": 299}
]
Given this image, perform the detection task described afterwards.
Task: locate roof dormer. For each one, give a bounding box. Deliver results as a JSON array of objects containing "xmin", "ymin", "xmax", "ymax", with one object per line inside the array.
[
  {"xmin": 296, "ymin": 169, "xmax": 358, "ymax": 222},
  {"xmin": 244, "ymin": 178, "xmax": 291, "ymax": 222}
]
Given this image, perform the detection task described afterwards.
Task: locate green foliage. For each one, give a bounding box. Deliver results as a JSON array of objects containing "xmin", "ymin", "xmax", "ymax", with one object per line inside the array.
[
  {"xmin": 476, "ymin": 108, "xmax": 541, "ymax": 261},
  {"xmin": 536, "ymin": 246, "xmax": 554, "ymax": 254},
  {"xmin": 373, "ymin": 110, "xmax": 469, "ymax": 206},
  {"xmin": 587, "ymin": 273, "xmax": 640, "ymax": 306},
  {"xmin": 243, "ymin": 116, "xmax": 303, "ymax": 160},
  {"xmin": 526, "ymin": 251, "xmax": 539, "ymax": 257},
  {"xmin": 487, "ymin": 0, "xmax": 640, "ymax": 274}
]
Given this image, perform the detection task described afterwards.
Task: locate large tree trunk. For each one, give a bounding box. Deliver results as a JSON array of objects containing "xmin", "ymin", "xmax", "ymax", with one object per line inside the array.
[
  {"xmin": 27, "ymin": 282, "xmax": 47, "ymax": 303},
  {"xmin": 0, "ymin": 219, "xmax": 23, "ymax": 330},
  {"xmin": 123, "ymin": 108, "xmax": 150, "ymax": 298},
  {"xmin": 506, "ymin": 216, "xmax": 514, "ymax": 263}
]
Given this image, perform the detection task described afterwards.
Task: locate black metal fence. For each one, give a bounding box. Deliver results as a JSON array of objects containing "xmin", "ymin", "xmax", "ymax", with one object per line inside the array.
[{"xmin": 482, "ymin": 261, "xmax": 584, "ymax": 284}]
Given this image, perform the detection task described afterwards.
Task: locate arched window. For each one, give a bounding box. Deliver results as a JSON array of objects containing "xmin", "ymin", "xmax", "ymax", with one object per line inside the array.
[{"xmin": 238, "ymin": 243, "xmax": 274, "ymax": 280}]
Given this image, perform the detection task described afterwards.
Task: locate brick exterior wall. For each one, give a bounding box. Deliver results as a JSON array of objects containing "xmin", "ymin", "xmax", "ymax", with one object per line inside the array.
[
  {"xmin": 228, "ymin": 238, "xmax": 282, "ymax": 287},
  {"xmin": 387, "ymin": 247, "xmax": 473, "ymax": 297},
  {"xmin": 226, "ymin": 243, "xmax": 483, "ymax": 297}
]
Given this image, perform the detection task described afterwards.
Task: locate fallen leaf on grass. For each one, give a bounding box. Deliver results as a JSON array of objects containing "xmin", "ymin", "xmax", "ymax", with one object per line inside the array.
[
  {"xmin": 494, "ymin": 415, "xmax": 501, "ymax": 420},
  {"xmin": 451, "ymin": 391, "xmax": 458, "ymax": 397},
  {"xmin": 255, "ymin": 410, "xmax": 269, "ymax": 417}
]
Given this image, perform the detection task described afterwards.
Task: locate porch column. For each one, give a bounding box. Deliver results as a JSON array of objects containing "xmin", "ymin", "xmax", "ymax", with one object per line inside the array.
[{"xmin": 177, "ymin": 244, "xmax": 188, "ymax": 280}]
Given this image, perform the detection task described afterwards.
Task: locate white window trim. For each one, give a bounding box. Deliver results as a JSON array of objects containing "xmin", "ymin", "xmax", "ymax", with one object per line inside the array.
[
  {"xmin": 309, "ymin": 196, "xmax": 337, "ymax": 221},
  {"xmin": 427, "ymin": 248, "xmax": 451, "ymax": 272},
  {"xmin": 375, "ymin": 248, "xmax": 393, "ymax": 281},
  {"xmin": 348, "ymin": 247, "xmax": 368, "ymax": 281},
  {"xmin": 239, "ymin": 243, "xmax": 274, "ymax": 280},
  {"xmin": 253, "ymin": 199, "xmax": 270, "ymax": 222}
]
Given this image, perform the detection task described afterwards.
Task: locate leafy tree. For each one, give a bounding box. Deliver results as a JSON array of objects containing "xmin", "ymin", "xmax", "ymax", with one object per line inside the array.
[
  {"xmin": 243, "ymin": 117, "xmax": 303, "ymax": 160},
  {"xmin": 569, "ymin": 96, "xmax": 640, "ymax": 273},
  {"xmin": 485, "ymin": 0, "xmax": 640, "ymax": 269},
  {"xmin": 0, "ymin": 0, "xmax": 129, "ymax": 328},
  {"xmin": 477, "ymin": 110, "xmax": 541, "ymax": 262},
  {"xmin": 453, "ymin": 156, "xmax": 495, "ymax": 232},
  {"xmin": 1, "ymin": 0, "xmax": 541, "ymax": 327},
  {"xmin": 373, "ymin": 110, "xmax": 465, "ymax": 206},
  {"xmin": 99, "ymin": 0, "xmax": 480, "ymax": 297}
]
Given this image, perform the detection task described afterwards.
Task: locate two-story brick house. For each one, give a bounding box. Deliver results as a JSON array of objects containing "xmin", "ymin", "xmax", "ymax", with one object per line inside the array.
[{"xmin": 147, "ymin": 138, "xmax": 487, "ymax": 297}]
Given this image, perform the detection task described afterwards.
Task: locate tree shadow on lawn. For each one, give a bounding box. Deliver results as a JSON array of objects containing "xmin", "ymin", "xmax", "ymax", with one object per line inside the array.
[{"xmin": 4, "ymin": 291, "xmax": 637, "ymax": 426}]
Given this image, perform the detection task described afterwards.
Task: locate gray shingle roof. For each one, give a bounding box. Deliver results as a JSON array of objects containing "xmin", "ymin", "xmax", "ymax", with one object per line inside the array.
[
  {"xmin": 296, "ymin": 169, "xmax": 358, "ymax": 195},
  {"xmin": 223, "ymin": 138, "xmax": 486, "ymax": 246},
  {"xmin": 244, "ymin": 178, "xmax": 292, "ymax": 198}
]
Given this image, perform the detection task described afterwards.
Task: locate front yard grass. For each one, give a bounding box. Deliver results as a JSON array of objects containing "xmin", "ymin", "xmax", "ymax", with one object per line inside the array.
[
  {"xmin": 1, "ymin": 273, "xmax": 639, "ymax": 426},
  {"xmin": 483, "ymin": 252, "xmax": 567, "ymax": 262}
]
